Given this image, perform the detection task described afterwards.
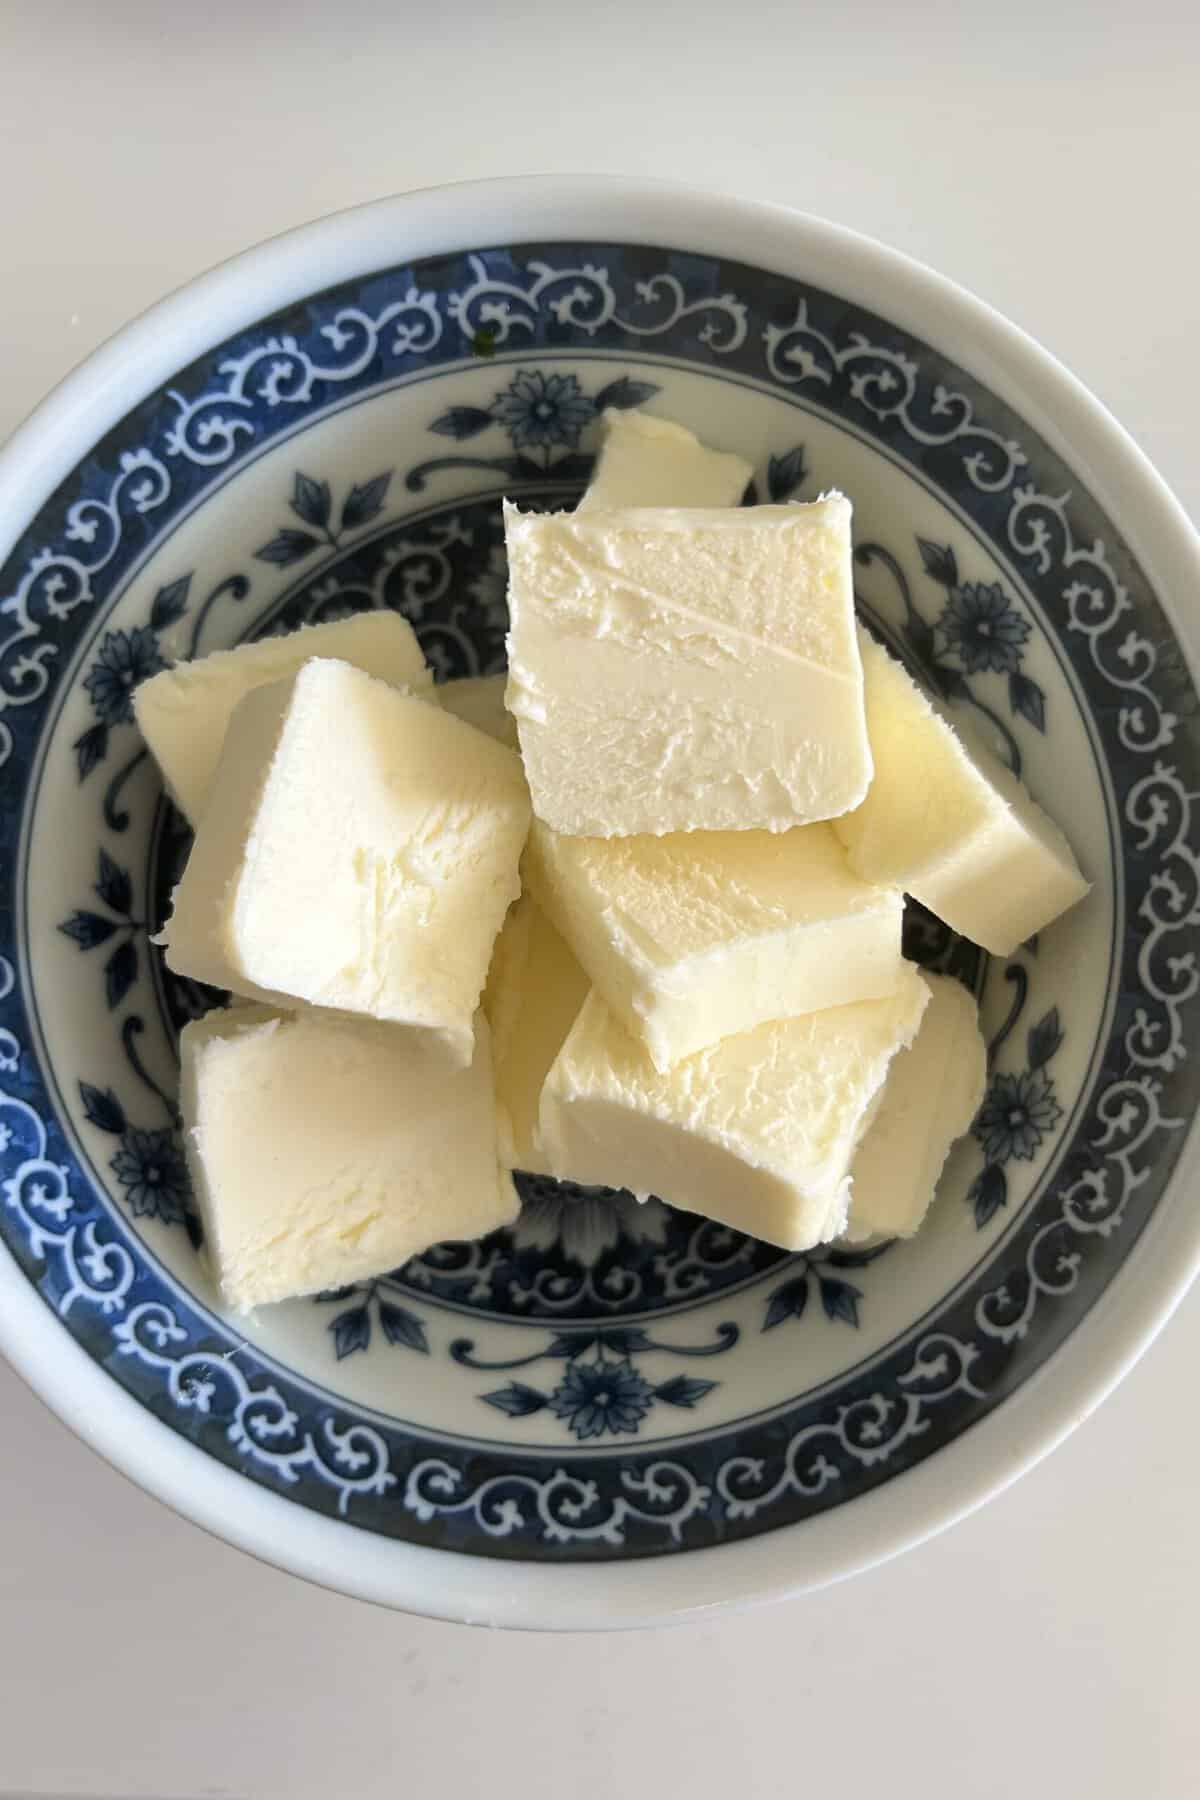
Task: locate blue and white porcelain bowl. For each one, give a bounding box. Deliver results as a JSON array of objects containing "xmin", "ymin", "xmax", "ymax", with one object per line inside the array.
[{"xmin": 3, "ymin": 177, "xmax": 1199, "ymax": 1629}]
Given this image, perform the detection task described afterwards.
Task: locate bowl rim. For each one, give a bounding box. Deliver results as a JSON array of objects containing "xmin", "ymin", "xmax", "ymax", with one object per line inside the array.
[{"xmin": 2, "ymin": 172, "xmax": 1199, "ymax": 1630}]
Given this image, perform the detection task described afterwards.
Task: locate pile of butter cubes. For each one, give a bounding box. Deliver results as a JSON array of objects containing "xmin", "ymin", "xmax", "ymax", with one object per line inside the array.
[{"xmin": 140, "ymin": 410, "xmax": 1089, "ymax": 1314}]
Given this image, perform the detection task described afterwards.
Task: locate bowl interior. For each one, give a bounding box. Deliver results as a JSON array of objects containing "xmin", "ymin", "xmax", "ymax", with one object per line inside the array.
[{"xmin": 3, "ymin": 215, "xmax": 1197, "ymax": 1589}]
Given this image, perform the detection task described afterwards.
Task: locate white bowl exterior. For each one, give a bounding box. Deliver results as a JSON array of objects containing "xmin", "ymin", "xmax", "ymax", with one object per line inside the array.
[{"xmin": 1, "ymin": 175, "xmax": 1198, "ymax": 1629}]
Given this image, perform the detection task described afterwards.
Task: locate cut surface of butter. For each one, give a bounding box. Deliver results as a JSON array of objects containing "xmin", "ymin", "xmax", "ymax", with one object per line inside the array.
[
  {"xmin": 437, "ymin": 672, "xmax": 520, "ymax": 749},
  {"xmin": 181, "ymin": 1004, "xmax": 517, "ymax": 1312},
  {"xmin": 526, "ymin": 818, "xmax": 904, "ymax": 1070},
  {"xmin": 134, "ymin": 611, "xmax": 431, "ymax": 823},
  {"xmin": 540, "ymin": 966, "xmax": 930, "ymax": 1252},
  {"xmin": 835, "ymin": 631, "xmax": 1089, "ymax": 954},
  {"xmin": 578, "ymin": 408, "xmax": 753, "ymax": 510},
  {"xmin": 484, "ymin": 896, "xmax": 590, "ymax": 1173},
  {"xmin": 504, "ymin": 496, "xmax": 871, "ymax": 837},
  {"xmin": 162, "ymin": 657, "xmax": 530, "ymax": 1060},
  {"xmin": 843, "ymin": 973, "xmax": 987, "ymax": 1243}
]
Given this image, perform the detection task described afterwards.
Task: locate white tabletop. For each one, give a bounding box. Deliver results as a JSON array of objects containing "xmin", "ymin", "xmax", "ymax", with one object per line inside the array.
[{"xmin": 3, "ymin": 4, "xmax": 1198, "ymax": 1796}]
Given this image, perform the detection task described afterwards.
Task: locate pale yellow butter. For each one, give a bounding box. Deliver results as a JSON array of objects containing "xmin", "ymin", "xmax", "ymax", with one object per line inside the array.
[
  {"xmin": 438, "ymin": 412, "xmax": 752, "ymax": 748},
  {"xmin": 835, "ymin": 631, "xmax": 1089, "ymax": 954},
  {"xmin": 134, "ymin": 611, "xmax": 431, "ymax": 823},
  {"xmin": 539, "ymin": 966, "xmax": 930, "ymax": 1252},
  {"xmin": 843, "ymin": 972, "xmax": 987, "ymax": 1242},
  {"xmin": 437, "ymin": 672, "xmax": 520, "ymax": 749},
  {"xmin": 525, "ymin": 819, "xmax": 904, "ymax": 1071},
  {"xmin": 161, "ymin": 657, "xmax": 530, "ymax": 1061},
  {"xmin": 181, "ymin": 1004, "xmax": 517, "ymax": 1312},
  {"xmin": 504, "ymin": 497, "xmax": 872, "ymax": 837},
  {"xmin": 483, "ymin": 896, "xmax": 590, "ymax": 1173},
  {"xmin": 578, "ymin": 408, "xmax": 753, "ymax": 510}
]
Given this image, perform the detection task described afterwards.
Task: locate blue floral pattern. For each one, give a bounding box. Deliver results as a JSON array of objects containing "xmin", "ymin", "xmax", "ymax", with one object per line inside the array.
[
  {"xmin": 59, "ymin": 848, "xmax": 145, "ymax": 1010},
  {"xmin": 82, "ymin": 626, "xmax": 165, "ymax": 725},
  {"xmin": 976, "ymin": 1067, "xmax": 1064, "ymax": 1164},
  {"xmin": 255, "ymin": 469, "xmax": 393, "ymax": 568},
  {"xmin": 411, "ymin": 368, "xmax": 660, "ymax": 494},
  {"xmin": 938, "ymin": 579, "xmax": 1031, "ymax": 675},
  {"xmin": 548, "ymin": 1358, "xmax": 656, "ymax": 1440},
  {"xmin": 459, "ymin": 1322, "xmax": 734, "ymax": 1439},
  {"xmin": 490, "ymin": 370, "xmax": 596, "ymax": 451},
  {"xmin": 316, "ymin": 1278, "xmax": 430, "ymax": 1360},
  {"xmin": 76, "ymin": 1078, "xmax": 198, "ymax": 1241},
  {"xmin": 74, "ymin": 627, "xmax": 166, "ymax": 780},
  {"xmin": 761, "ymin": 1241, "xmax": 892, "ymax": 1331},
  {"xmin": 108, "ymin": 1127, "xmax": 190, "ymax": 1226},
  {"xmin": 968, "ymin": 1003, "xmax": 1066, "ymax": 1227}
]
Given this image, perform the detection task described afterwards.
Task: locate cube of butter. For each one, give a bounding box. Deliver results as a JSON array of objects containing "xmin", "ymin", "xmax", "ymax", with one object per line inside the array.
[
  {"xmin": 526, "ymin": 819, "xmax": 904, "ymax": 1071},
  {"xmin": 578, "ymin": 408, "xmax": 753, "ymax": 510},
  {"xmin": 483, "ymin": 896, "xmax": 590, "ymax": 1174},
  {"xmin": 135, "ymin": 611, "xmax": 432, "ymax": 823},
  {"xmin": 504, "ymin": 496, "xmax": 872, "ymax": 837},
  {"xmin": 181, "ymin": 1004, "xmax": 517, "ymax": 1311},
  {"xmin": 437, "ymin": 672, "xmax": 520, "ymax": 749},
  {"xmin": 161, "ymin": 658, "xmax": 531, "ymax": 1060},
  {"xmin": 834, "ymin": 631, "xmax": 1089, "ymax": 954},
  {"xmin": 439, "ymin": 410, "xmax": 751, "ymax": 760},
  {"xmin": 843, "ymin": 972, "xmax": 986, "ymax": 1243},
  {"xmin": 539, "ymin": 966, "xmax": 930, "ymax": 1251}
]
